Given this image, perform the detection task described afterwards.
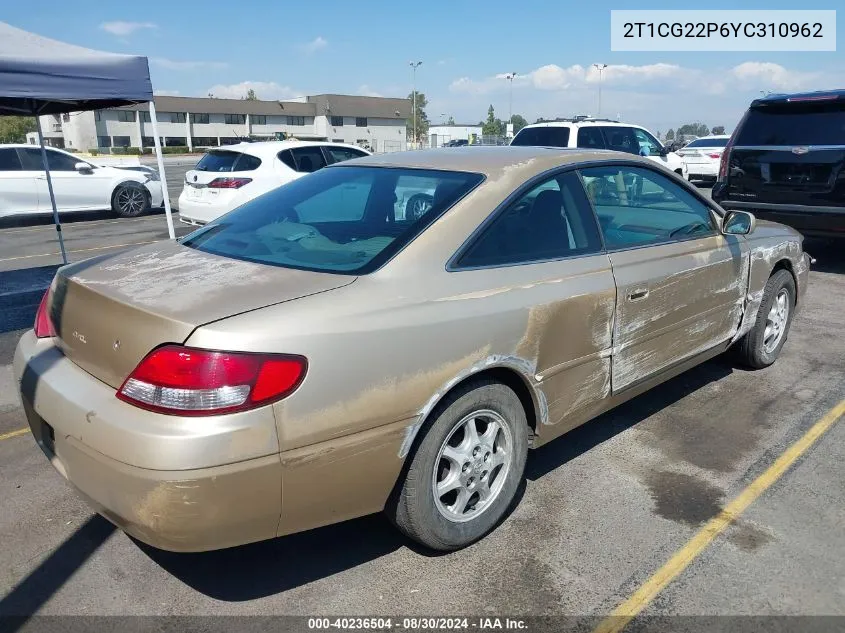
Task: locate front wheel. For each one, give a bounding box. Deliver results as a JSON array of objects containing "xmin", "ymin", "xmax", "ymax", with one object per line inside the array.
[
  {"xmin": 734, "ymin": 269, "xmax": 796, "ymax": 369},
  {"xmin": 112, "ymin": 182, "xmax": 150, "ymax": 218},
  {"xmin": 387, "ymin": 379, "xmax": 528, "ymax": 551}
]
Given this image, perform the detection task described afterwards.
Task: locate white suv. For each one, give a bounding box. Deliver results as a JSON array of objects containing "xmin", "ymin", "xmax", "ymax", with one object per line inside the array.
[
  {"xmin": 511, "ymin": 119, "xmax": 687, "ymax": 179},
  {"xmin": 178, "ymin": 140, "xmax": 371, "ymax": 225}
]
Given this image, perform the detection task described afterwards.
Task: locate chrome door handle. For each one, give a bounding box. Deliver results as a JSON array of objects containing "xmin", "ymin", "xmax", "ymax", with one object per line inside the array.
[{"xmin": 627, "ymin": 287, "xmax": 649, "ymax": 302}]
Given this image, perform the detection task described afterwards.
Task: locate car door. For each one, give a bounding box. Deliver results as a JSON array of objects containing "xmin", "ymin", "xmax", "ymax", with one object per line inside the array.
[
  {"xmin": 0, "ymin": 148, "xmax": 39, "ymax": 215},
  {"xmin": 632, "ymin": 127, "xmax": 670, "ymax": 167},
  {"xmin": 452, "ymin": 171, "xmax": 616, "ymax": 438},
  {"xmin": 578, "ymin": 163, "xmax": 745, "ymax": 392},
  {"xmin": 19, "ymin": 147, "xmax": 104, "ymax": 212}
]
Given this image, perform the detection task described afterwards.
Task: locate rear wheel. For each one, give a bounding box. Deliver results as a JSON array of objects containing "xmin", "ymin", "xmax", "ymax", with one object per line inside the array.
[
  {"xmin": 387, "ymin": 379, "xmax": 528, "ymax": 551},
  {"xmin": 404, "ymin": 194, "xmax": 433, "ymax": 222},
  {"xmin": 112, "ymin": 182, "xmax": 150, "ymax": 218},
  {"xmin": 735, "ymin": 269, "xmax": 796, "ymax": 369}
]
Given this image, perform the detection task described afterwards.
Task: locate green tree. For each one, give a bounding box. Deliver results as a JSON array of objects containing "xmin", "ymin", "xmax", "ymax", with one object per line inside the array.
[
  {"xmin": 244, "ymin": 89, "xmax": 258, "ymax": 100},
  {"xmin": 510, "ymin": 114, "xmax": 528, "ymax": 134},
  {"xmin": 482, "ymin": 104, "xmax": 505, "ymax": 137},
  {"xmin": 655, "ymin": 130, "xmax": 662, "ymax": 140},
  {"xmin": 406, "ymin": 91, "xmax": 430, "ymax": 143},
  {"xmin": 0, "ymin": 116, "xmax": 36, "ymax": 143},
  {"xmin": 665, "ymin": 128, "xmax": 675, "ymax": 140},
  {"xmin": 677, "ymin": 122, "xmax": 710, "ymax": 138},
  {"xmin": 711, "ymin": 125, "xmax": 726, "ymax": 135}
]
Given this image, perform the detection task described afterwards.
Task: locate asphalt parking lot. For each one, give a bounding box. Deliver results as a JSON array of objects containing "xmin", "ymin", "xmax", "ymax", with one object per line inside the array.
[{"xmin": 0, "ymin": 235, "xmax": 843, "ymax": 628}]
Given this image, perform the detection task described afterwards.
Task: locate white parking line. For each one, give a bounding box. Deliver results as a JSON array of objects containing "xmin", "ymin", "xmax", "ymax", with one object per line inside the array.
[{"xmin": 0, "ymin": 240, "xmax": 157, "ymax": 262}]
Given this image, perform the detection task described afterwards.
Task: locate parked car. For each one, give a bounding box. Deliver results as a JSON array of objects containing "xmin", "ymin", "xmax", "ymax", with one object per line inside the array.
[
  {"xmin": 177, "ymin": 140, "xmax": 371, "ymax": 225},
  {"xmin": 17, "ymin": 147, "xmax": 809, "ymax": 553},
  {"xmin": 677, "ymin": 135, "xmax": 731, "ymax": 183},
  {"xmin": 511, "ymin": 118, "xmax": 688, "ymax": 178},
  {"xmin": 444, "ymin": 139, "xmax": 469, "ymax": 147},
  {"xmin": 0, "ymin": 144, "xmax": 163, "ymax": 218},
  {"xmin": 713, "ymin": 89, "xmax": 845, "ymax": 238}
]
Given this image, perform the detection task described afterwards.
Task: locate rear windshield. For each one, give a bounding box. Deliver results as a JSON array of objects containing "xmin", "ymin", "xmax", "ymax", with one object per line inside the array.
[
  {"xmin": 181, "ymin": 166, "xmax": 484, "ymax": 274},
  {"xmin": 685, "ymin": 137, "xmax": 729, "ymax": 148},
  {"xmin": 511, "ymin": 126, "xmax": 570, "ymax": 148},
  {"xmin": 195, "ymin": 150, "xmax": 262, "ymax": 172},
  {"xmin": 736, "ymin": 101, "xmax": 845, "ymax": 146}
]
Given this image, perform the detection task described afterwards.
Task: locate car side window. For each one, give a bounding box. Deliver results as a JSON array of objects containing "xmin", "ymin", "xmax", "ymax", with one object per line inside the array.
[
  {"xmin": 632, "ymin": 128, "xmax": 661, "ymax": 157},
  {"xmin": 457, "ymin": 171, "xmax": 603, "ymax": 268},
  {"xmin": 17, "ymin": 148, "xmax": 46, "ymax": 171},
  {"xmin": 0, "ymin": 148, "xmax": 22, "ymax": 171},
  {"xmin": 278, "ymin": 150, "xmax": 297, "ymax": 171},
  {"xmin": 598, "ymin": 127, "xmax": 640, "ymax": 155},
  {"xmin": 326, "ymin": 147, "xmax": 367, "ymax": 163},
  {"xmin": 45, "ymin": 149, "xmax": 80, "ymax": 171},
  {"xmin": 579, "ymin": 165, "xmax": 716, "ymax": 250},
  {"xmin": 577, "ymin": 127, "xmax": 606, "ymax": 150},
  {"xmin": 290, "ymin": 147, "xmax": 328, "ymax": 173},
  {"xmin": 233, "ymin": 153, "xmax": 261, "ymax": 171}
]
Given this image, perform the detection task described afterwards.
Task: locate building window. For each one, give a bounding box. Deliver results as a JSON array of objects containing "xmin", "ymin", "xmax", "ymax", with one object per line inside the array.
[
  {"xmin": 225, "ymin": 114, "xmax": 246, "ymax": 125},
  {"xmin": 193, "ymin": 113, "xmax": 210, "ymax": 124},
  {"xmin": 141, "ymin": 136, "xmax": 156, "ymax": 147},
  {"xmin": 141, "ymin": 112, "xmax": 152, "ymax": 123},
  {"xmin": 192, "ymin": 137, "xmax": 217, "ymax": 147},
  {"xmin": 330, "ymin": 116, "xmax": 344, "ymax": 127},
  {"xmin": 356, "ymin": 117, "xmax": 367, "ymax": 127},
  {"xmin": 165, "ymin": 137, "xmax": 187, "ymax": 147},
  {"xmin": 332, "ymin": 138, "xmax": 344, "ymax": 143},
  {"xmin": 219, "ymin": 137, "xmax": 241, "ymax": 145},
  {"xmin": 162, "ymin": 112, "xmax": 186, "ymax": 124},
  {"xmin": 94, "ymin": 111, "xmax": 102, "ymax": 121},
  {"xmin": 287, "ymin": 116, "xmax": 305, "ymax": 126},
  {"xmin": 98, "ymin": 135, "xmax": 112, "ymax": 147},
  {"xmin": 113, "ymin": 136, "xmax": 131, "ymax": 147},
  {"xmin": 116, "ymin": 111, "xmax": 136, "ymax": 123},
  {"xmin": 252, "ymin": 115, "xmax": 267, "ymax": 125}
]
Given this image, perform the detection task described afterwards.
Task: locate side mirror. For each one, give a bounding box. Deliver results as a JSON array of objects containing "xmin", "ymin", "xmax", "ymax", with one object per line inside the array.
[
  {"xmin": 722, "ymin": 210, "xmax": 756, "ymax": 235},
  {"xmin": 75, "ymin": 162, "xmax": 93, "ymax": 173}
]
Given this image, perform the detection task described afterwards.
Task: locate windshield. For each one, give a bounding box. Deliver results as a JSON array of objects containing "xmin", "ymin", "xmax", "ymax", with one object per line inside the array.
[
  {"xmin": 511, "ymin": 126, "xmax": 570, "ymax": 148},
  {"xmin": 685, "ymin": 138, "xmax": 729, "ymax": 148},
  {"xmin": 181, "ymin": 166, "xmax": 484, "ymax": 274}
]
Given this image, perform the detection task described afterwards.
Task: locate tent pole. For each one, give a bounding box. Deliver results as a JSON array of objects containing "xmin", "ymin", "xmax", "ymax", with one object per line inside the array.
[
  {"xmin": 148, "ymin": 101, "xmax": 175, "ymax": 240},
  {"xmin": 35, "ymin": 117, "xmax": 68, "ymax": 265}
]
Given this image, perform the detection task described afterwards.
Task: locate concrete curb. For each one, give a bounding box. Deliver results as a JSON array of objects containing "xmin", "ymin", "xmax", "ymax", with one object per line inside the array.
[{"xmin": 0, "ymin": 265, "xmax": 60, "ymax": 334}]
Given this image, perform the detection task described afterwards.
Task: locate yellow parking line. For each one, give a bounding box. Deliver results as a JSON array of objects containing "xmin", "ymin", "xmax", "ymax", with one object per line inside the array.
[
  {"xmin": 0, "ymin": 427, "xmax": 29, "ymax": 442},
  {"xmin": 593, "ymin": 397, "xmax": 845, "ymax": 633},
  {"xmin": 0, "ymin": 240, "xmax": 157, "ymax": 263}
]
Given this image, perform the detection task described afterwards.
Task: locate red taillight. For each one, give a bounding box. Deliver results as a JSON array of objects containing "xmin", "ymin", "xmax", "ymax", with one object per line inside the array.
[
  {"xmin": 117, "ymin": 345, "xmax": 307, "ymax": 416},
  {"xmin": 34, "ymin": 290, "xmax": 56, "ymax": 338},
  {"xmin": 707, "ymin": 153, "xmax": 721, "ymax": 159},
  {"xmin": 207, "ymin": 177, "xmax": 252, "ymax": 189}
]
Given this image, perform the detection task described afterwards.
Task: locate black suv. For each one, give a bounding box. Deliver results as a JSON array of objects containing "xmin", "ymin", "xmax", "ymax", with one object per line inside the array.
[{"xmin": 712, "ymin": 90, "xmax": 845, "ymax": 238}]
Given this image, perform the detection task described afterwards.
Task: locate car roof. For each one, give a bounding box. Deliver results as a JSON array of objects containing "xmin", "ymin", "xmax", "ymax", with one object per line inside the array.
[
  {"xmin": 519, "ymin": 120, "xmax": 645, "ymax": 130},
  {"xmin": 687, "ymin": 135, "xmax": 731, "ymax": 141},
  {"xmin": 751, "ymin": 89, "xmax": 845, "ymax": 107},
  {"xmin": 206, "ymin": 140, "xmax": 370, "ymax": 159},
  {"xmin": 337, "ymin": 146, "xmax": 653, "ymax": 179}
]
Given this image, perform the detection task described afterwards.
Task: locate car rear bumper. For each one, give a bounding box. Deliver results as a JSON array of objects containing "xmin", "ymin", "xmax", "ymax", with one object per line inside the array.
[
  {"xmin": 14, "ymin": 331, "xmax": 407, "ymax": 552},
  {"xmin": 713, "ymin": 196, "xmax": 845, "ymax": 238},
  {"xmin": 177, "ymin": 195, "xmax": 235, "ymax": 224},
  {"xmin": 686, "ymin": 162, "xmax": 718, "ymax": 178}
]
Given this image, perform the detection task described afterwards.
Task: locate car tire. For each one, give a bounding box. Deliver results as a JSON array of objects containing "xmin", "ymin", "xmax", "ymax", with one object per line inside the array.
[
  {"xmin": 387, "ymin": 378, "xmax": 528, "ymax": 551},
  {"xmin": 734, "ymin": 269, "xmax": 796, "ymax": 369},
  {"xmin": 111, "ymin": 182, "xmax": 150, "ymax": 218},
  {"xmin": 404, "ymin": 193, "xmax": 433, "ymax": 222}
]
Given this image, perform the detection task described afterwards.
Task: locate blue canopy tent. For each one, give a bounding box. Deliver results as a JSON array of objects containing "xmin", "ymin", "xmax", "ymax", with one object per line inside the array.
[{"xmin": 0, "ymin": 21, "xmax": 175, "ymax": 263}]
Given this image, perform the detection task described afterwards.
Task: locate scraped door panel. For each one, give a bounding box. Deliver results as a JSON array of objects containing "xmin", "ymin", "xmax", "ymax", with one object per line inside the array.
[{"xmin": 609, "ymin": 235, "xmax": 744, "ymax": 391}]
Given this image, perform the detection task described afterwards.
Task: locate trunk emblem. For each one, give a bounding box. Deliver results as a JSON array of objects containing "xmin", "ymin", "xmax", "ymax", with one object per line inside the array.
[
  {"xmin": 72, "ymin": 331, "xmax": 87, "ymax": 344},
  {"xmin": 792, "ymin": 146, "xmax": 810, "ymax": 155},
  {"xmin": 193, "ymin": 175, "xmax": 198, "ymax": 182}
]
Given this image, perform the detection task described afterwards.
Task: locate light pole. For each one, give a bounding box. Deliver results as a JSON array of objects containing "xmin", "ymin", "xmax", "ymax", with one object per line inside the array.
[
  {"xmin": 409, "ymin": 61, "xmax": 422, "ymax": 147},
  {"xmin": 593, "ymin": 63, "xmax": 608, "ymax": 117},
  {"xmin": 504, "ymin": 72, "xmax": 517, "ymax": 123}
]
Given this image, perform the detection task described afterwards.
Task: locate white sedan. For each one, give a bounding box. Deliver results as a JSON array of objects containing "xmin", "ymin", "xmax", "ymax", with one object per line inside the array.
[
  {"xmin": 0, "ymin": 144, "xmax": 164, "ymax": 218},
  {"xmin": 178, "ymin": 141, "xmax": 371, "ymax": 225},
  {"xmin": 677, "ymin": 135, "xmax": 731, "ymax": 183}
]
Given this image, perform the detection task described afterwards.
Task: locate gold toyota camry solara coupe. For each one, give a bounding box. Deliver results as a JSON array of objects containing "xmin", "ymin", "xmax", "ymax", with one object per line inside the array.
[{"xmin": 15, "ymin": 147, "xmax": 811, "ymax": 552}]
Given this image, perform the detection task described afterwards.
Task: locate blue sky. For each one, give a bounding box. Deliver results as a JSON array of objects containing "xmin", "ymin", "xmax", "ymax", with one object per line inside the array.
[{"xmin": 4, "ymin": 0, "xmax": 843, "ymax": 133}]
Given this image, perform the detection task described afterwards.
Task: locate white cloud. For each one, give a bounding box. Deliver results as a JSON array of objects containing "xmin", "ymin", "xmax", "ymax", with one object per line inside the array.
[
  {"xmin": 357, "ymin": 84, "xmax": 384, "ymax": 98},
  {"xmin": 205, "ymin": 81, "xmax": 299, "ymax": 100},
  {"xmin": 100, "ymin": 21, "xmax": 157, "ymax": 36},
  {"xmin": 153, "ymin": 89, "xmax": 180, "ymax": 96},
  {"xmin": 301, "ymin": 36, "xmax": 328, "ymax": 54},
  {"xmin": 730, "ymin": 62, "xmax": 818, "ymax": 91},
  {"xmin": 151, "ymin": 57, "xmax": 229, "ymax": 71}
]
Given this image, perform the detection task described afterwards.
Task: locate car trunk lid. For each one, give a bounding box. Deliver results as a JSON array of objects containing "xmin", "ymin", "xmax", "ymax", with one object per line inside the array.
[
  {"xmin": 723, "ymin": 97, "xmax": 845, "ymax": 207},
  {"xmin": 47, "ymin": 241, "xmax": 355, "ymax": 389},
  {"xmin": 183, "ymin": 148, "xmax": 259, "ymax": 204}
]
